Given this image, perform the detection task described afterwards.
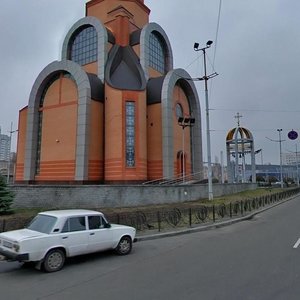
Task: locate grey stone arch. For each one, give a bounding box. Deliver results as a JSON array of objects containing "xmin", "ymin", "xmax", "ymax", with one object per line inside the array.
[
  {"xmin": 24, "ymin": 60, "xmax": 92, "ymax": 181},
  {"xmin": 61, "ymin": 16, "xmax": 108, "ymax": 81},
  {"xmin": 140, "ymin": 22, "xmax": 173, "ymax": 80},
  {"xmin": 161, "ymin": 69, "xmax": 202, "ymax": 179},
  {"xmin": 226, "ymin": 127, "xmax": 256, "ymax": 183}
]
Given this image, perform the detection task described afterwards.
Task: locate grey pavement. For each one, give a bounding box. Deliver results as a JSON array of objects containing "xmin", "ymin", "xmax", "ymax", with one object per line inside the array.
[{"xmin": 1, "ymin": 193, "xmax": 300, "ymax": 300}]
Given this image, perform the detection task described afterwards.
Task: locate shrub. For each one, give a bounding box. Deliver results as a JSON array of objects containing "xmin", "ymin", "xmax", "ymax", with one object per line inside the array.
[{"xmin": 0, "ymin": 176, "xmax": 14, "ymax": 215}]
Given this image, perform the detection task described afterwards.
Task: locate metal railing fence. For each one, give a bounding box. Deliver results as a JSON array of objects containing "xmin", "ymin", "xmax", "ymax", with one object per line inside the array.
[{"xmin": 105, "ymin": 188, "xmax": 300, "ymax": 232}]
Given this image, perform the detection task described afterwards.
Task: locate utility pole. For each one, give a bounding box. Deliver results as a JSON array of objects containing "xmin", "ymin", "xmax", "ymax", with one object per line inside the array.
[
  {"xmin": 221, "ymin": 151, "xmax": 224, "ymax": 184},
  {"xmin": 266, "ymin": 130, "xmax": 285, "ymax": 189},
  {"xmin": 277, "ymin": 129, "xmax": 284, "ymax": 188},
  {"xmin": 296, "ymin": 144, "xmax": 299, "ymax": 187}
]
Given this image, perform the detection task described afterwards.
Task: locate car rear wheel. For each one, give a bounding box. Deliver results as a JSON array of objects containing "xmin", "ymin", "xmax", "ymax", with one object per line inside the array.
[
  {"xmin": 43, "ymin": 249, "xmax": 65, "ymax": 272},
  {"xmin": 115, "ymin": 236, "xmax": 132, "ymax": 255}
]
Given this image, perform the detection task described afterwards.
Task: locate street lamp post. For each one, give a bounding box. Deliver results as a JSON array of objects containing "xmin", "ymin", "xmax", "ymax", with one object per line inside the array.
[
  {"xmin": 277, "ymin": 129, "xmax": 284, "ymax": 188},
  {"xmin": 256, "ymin": 148, "xmax": 264, "ymax": 165},
  {"xmin": 7, "ymin": 122, "xmax": 18, "ymax": 184},
  {"xmin": 178, "ymin": 117, "xmax": 195, "ymax": 182},
  {"xmin": 194, "ymin": 40, "xmax": 217, "ymax": 200},
  {"xmin": 266, "ymin": 131, "xmax": 285, "ymax": 188},
  {"xmin": 254, "ymin": 148, "xmax": 263, "ymax": 165},
  {"xmin": 296, "ymin": 144, "xmax": 299, "ymax": 187}
]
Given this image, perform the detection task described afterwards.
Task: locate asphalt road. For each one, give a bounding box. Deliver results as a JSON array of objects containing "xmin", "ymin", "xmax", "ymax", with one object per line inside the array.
[{"xmin": 1, "ymin": 195, "xmax": 300, "ymax": 300}]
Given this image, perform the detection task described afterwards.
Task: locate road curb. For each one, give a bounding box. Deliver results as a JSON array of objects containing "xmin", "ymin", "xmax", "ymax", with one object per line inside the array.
[{"xmin": 135, "ymin": 195, "xmax": 297, "ymax": 242}]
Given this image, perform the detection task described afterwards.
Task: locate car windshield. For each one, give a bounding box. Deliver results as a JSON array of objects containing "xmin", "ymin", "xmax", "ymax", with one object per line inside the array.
[{"xmin": 26, "ymin": 214, "xmax": 57, "ymax": 234}]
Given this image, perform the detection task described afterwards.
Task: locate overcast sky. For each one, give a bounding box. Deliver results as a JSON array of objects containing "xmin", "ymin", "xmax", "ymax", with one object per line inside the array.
[{"xmin": 1, "ymin": 0, "xmax": 300, "ymax": 165}]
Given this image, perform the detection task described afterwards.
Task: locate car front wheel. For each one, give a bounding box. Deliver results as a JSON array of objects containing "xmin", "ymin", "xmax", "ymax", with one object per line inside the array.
[
  {"xmin": 43, "ymin": 249, "xmax": 65, "ymax": 272},
  {"xmin": 115, "ymin": 236, "xmax": 132, "ymax": 255}
]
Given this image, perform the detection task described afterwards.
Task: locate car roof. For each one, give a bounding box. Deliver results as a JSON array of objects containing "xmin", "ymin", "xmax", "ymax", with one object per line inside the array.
[{"xmin": 38, "ymin": 209, "xmax": 104, "ymax": 218}]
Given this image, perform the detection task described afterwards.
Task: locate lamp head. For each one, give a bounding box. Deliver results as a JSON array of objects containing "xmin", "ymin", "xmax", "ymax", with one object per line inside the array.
[
  {"xmin": 178, "ymin": 117, "xmax": 184, "ymax": 123},
  {"xmin": 194, "ymin": 42, "xmax": 199, "ymax": 50},
  {"xmin": 206, "ymin": 40, "xmax": 213, "ymax": 47},
  {"xmin": 184, "ymin": 118, "xmax": 190, "ymax": 124}
]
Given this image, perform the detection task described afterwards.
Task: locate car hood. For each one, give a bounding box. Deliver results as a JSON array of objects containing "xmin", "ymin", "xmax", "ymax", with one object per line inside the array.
[
  {"xmin": 110, "ymin": 224, "xmax": 136, "ymax": 232},
  {"xmin": 0, "ymin": 229, "xmax": 46, "ymax": 242}
]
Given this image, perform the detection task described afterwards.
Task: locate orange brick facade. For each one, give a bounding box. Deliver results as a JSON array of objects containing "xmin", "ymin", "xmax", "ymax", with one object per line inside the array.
[{"xmin": 15, "ymin": 0, "xmax": 203, "ymax": 184}]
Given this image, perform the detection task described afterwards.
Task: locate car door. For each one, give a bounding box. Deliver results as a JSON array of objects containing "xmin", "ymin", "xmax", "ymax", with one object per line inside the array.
[
  {"xmin": 87, "ymin": 215, "xmax": 114, "ymax": 253},
  {"xmin": 60, "ymin": 216, "xmax": 89, "ymax": 256}
]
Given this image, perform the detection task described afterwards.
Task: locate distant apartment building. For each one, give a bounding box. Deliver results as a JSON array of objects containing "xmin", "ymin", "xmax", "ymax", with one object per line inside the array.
[
  {"xmin": 282, "ymin": 152, "xmax": 300, "ymax": 165},
  {"xmin": 202, "ymin": 163, "xmax": 228, "ymax": 183},
  {"xmin": 0, "ymin": 127, "xmax": 10, "ymax": 161}
]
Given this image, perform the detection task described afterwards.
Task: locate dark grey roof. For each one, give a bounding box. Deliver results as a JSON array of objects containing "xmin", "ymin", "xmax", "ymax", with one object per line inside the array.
[
  {"xmin": 105, "ymin": 45, "xmax": 146, "ymax": 91},
  {"xmin": 86, "ymin": 73, "xmax": 104, "ymax": 102},
  {"xmin": 147, "ymin": 76, "xmax": 165, "ymax": 105},
  {"xmin": 130, "ymin": 29, "xmax": 141, "ymax": 46},
  {"xmin": 107, "ymin": 28, "xmax": 115, "ymax": 44}
]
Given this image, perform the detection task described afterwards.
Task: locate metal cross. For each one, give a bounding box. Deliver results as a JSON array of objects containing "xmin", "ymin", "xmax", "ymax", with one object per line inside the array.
[{"xmin": 234, "ymin": 112, "xmax": 243, "ymax": 127}]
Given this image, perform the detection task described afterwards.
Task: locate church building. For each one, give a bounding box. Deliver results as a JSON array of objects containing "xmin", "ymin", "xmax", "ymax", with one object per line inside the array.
[{"xmin": 15, "ymin": 0, "xmax": 202, "ymax": 184}]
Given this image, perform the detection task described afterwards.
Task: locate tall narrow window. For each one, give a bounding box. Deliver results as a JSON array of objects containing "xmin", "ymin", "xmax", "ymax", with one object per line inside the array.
[
  {"xmin": 126, "ymin": 102, "xmax": 135, "ymax": 167},
  {"xmin": 35, "ymin": 111, "xmax": 43, "ymax": 175}
]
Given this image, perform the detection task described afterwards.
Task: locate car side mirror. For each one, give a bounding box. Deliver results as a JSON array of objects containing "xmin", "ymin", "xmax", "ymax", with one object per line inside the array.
[{"xmin": 104, "ymin": 223, "xmax": 111, "ymax": 229}]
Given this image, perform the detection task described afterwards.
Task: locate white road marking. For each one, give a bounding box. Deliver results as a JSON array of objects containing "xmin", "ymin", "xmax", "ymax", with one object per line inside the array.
[{"xmin": 293, "ymin": 238, "xmax": 300, "ymax": 249}]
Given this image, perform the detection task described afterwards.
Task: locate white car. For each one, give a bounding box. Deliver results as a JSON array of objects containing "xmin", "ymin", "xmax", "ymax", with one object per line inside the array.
[{"xmin": 0, "ymin": 209, "xmax": 136, "ymax": 272}]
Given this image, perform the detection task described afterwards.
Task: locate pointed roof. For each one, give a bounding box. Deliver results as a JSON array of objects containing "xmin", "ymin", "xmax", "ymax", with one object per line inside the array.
[{"xmin": 86, "ymin": 0, "xmax": 150, "ymax": 14}]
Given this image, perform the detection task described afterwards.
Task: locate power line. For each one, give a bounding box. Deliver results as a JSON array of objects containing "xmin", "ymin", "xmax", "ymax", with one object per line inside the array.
[
  {"xmin": 213, "ymin": 0, "xmax": 222, "ymax": 69},
  {"xmin": 184, "ymin": 0, "xmax": 222, "ymax": 77},
  {"xmin": 184, "ymin": 53, "xmax": 203, "ymax": 70},
  {"xmin": 208, "ymin": 0, "xmax": 222, "ymax": 99},
  {"xmin": 210, "ymin": 128, "xmax": 300, "ymax": 133},
  {"xmin": 210, "ymin": 108, "xmax": 300, "ymax": 113}
]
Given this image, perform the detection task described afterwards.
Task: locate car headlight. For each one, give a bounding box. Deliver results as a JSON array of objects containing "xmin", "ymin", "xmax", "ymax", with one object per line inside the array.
[{"xmin": 13, "ymin": 243, "xmax": 20, "ymax": 252}]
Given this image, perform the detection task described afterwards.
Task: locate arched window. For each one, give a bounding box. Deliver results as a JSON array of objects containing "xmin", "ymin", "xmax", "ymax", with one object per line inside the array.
[
  {"xmin": 149, "ymin": 32, "xmax": 166, "ymax": 74},
  {"xmin": 70, "ymin": 26, "xmax": 97, "ymax": 66}
]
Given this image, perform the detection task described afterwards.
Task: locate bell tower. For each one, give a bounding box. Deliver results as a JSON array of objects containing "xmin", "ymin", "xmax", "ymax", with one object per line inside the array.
[
  {"xmin": 86, "ymin": 0, "xmax": 150, "ymax": 46},
  {"xmin": 84, "ymin": 0, "xmax": 150, "ymax": 183}
]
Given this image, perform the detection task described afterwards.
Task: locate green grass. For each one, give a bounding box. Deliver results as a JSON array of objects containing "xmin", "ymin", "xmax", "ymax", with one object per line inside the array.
[{"xmin": 200, "ymin": 187, "xmax": 284, "ymax": 206}]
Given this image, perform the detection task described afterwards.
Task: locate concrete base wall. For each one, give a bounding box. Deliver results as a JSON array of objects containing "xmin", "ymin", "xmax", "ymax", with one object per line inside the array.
[{"xmin": 11, "ymin": 183, "xmax": 258, "ymax": 209}]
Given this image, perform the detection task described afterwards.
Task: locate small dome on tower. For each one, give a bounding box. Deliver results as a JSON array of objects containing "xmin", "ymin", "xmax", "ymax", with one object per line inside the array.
[{"xmin": 226, "ymin": 127, "xmax": 253, "ymax": 142}]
